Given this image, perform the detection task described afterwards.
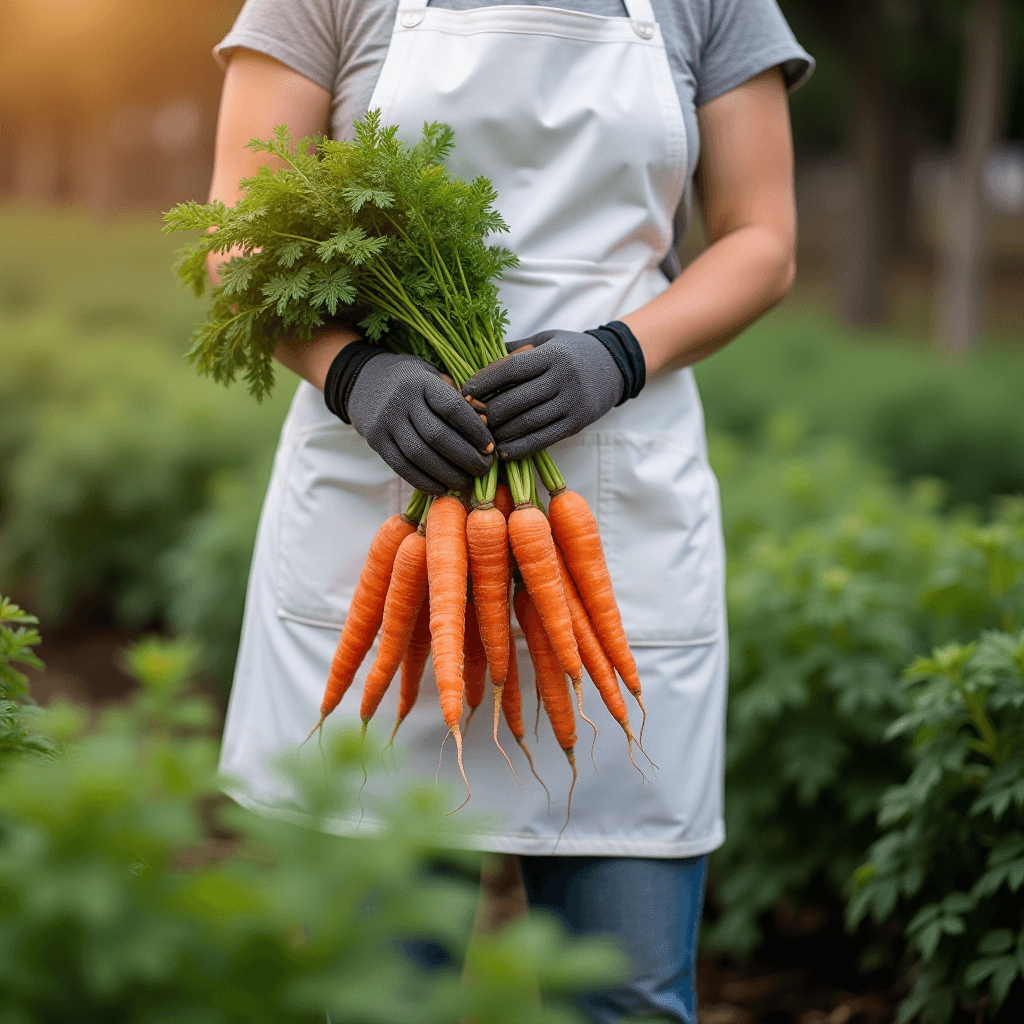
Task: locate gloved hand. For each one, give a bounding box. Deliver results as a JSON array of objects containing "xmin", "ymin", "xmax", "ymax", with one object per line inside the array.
[
  {"xmin": 324, "ymin": 344, "xmax": 494, "ymax": 494},
  {"xmin": 460, "ymin": 321, "xmax": 646, "ymax": 459}
]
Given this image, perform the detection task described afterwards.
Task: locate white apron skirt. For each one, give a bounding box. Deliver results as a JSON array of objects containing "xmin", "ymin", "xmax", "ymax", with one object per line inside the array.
[{"xmin": 219, "ymin": 0, "xmax": 728, "ymax": 858}]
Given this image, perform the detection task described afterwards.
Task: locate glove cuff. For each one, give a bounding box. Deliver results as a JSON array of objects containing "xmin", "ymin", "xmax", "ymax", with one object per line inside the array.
[
  {"xmin": 584, "ymin": 321, "xmax": 646, "ymax": 405},
  {"xmin": 323, "ymin": 342, "xmax": 387, "ymax": 424}
]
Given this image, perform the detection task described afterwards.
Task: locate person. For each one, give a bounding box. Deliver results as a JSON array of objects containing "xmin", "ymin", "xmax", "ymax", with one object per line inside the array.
[{"xmin": 207, "ymin": 1, "xmax": 812, "ymax": 1020}]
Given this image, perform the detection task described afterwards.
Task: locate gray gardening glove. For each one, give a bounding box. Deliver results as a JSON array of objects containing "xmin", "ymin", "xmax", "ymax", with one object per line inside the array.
[
  {"xmin": 324, "ymin": 345, "xmax": 494, "ymax": 495},
  {"xmin": 460, "ymin": 321, "xmax": 646, "ymax": 460}
]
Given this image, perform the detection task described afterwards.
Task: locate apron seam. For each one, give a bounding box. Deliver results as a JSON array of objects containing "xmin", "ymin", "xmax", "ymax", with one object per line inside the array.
[{"xmin": 403, "ymin": 24, "xmax": 662, "ymax": 45}]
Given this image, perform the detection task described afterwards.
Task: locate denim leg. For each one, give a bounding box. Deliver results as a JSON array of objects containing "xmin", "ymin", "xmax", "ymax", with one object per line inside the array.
[{"xmin": 518, "ymin": 855, "xmax": 707, "ymax": 1024}]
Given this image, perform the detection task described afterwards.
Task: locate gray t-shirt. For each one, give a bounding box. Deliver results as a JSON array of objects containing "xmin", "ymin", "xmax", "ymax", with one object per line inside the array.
[{"xmin": 215, "ymin": 0, "xmax": 812, "ymax": 256}]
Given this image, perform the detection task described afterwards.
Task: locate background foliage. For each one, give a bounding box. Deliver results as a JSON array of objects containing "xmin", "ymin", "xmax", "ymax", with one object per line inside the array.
[
  {"xmin": 848, "ymin": 631, "xmax": 1024, "ymax": 1023},
  {"xmin": 708, "ymin": 421, "xmax": 1024, "ymax": 956},
  {"xmin": 0, "ymin": 627, "xmax": 622, "ymax": 1023}
]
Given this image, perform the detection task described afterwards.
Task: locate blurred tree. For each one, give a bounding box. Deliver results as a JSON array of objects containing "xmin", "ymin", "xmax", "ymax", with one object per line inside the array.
[
  {"xmin": 782, "ymin": 0, "xmax": 1023, "ymax": 336},
  {"xmin": 935, "ymin": 0, "xmax": 1011, "ymax": 356},
  {"xmin": 0, "ymin": 0, "xmax": 242, "ymax": 209},
  {"xmin": 782, "ymin": 0, "xmax": 903, "ymax": 327}
]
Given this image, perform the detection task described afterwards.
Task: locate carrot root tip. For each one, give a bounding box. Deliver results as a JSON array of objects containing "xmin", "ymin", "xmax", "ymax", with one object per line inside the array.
[
  {"xmin": 447, "ymin": 730, "xmax": 472, "ymax": 815},
  {"xmin": 553, "ymin": 748, "xmax": 577, "ymax": 852},
  {"xmin": 627, "ymin": 740, "xmax": 648, "ymax": 783},
  {"xmin": 302, "ymin": 714, "xmax": 326, "ymax": 748},
  {"xmin": 435, "ymin": 730, "xmax": 449, "ymax": 799},
  {"xmin": 571, "ymin": 677, "xmax": 599, "ymax": 771},
  {"xmin": 492, "ymin": 691, "xmax": 523, "ymax": 790},
  {"xmin": 518, "ymin": 738, "xmax": 550, "ymax": 812}
]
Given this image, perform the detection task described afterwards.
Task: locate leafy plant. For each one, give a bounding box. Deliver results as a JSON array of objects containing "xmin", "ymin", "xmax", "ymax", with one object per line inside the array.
[
  {"xmin": 0, "ymin": 328, "xmax": 293, "ymax": 626},
  {"xmin": 847, "ymin": 631, "xmax": 1024, "ymax": 1023},
  {"xmin": 695, "ymin": 310, "xmax": 1024, "ymax": 507},
  {"xmin": 0, "ymin": 596, "xmax": 54, "ymax": 767},
  {"xmin": 0, "ymin": 633, "xmax": 623, "ymax": 1022},
  {"xmin": 162, "ymin": 455, "xmax": 274, "ymax": 685},
  {"xmin": 706, "ymin": 421, "xmax": 1024, "ymax": 956}
]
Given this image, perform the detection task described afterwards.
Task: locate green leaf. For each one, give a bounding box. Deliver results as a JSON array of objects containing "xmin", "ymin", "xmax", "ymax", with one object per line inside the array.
[
  {"xmin": 941, "ymin": 891, "xmax": 975, "ymax": 915},
  {"xmin": 307, "ymin": 267, "xmax": 357, "ymax": 316},
  {"xmin": 979, "ymin": 929, "xmax": 1015, "ymax": 956},
  {"xmin": 916, "ymin": 921, "xmax": 944, "ymax": 961},
  {"xmin": 276, "ymin": 240, "xmax": 307, "ymax": 268},
  {"xmin": 359, "ymin": 311, "xmax": 390, "ymax": 341},
  {"xmin": 991, "ymin": 958, "xmax": 1021, "ymax": 1009},
  {"xmin": 261, "ymin": 266, "xmax": 314, "ymax": 316},
  {"xmin": 341, "ymin": 185, "xmax": 394, "ymax": 212}
]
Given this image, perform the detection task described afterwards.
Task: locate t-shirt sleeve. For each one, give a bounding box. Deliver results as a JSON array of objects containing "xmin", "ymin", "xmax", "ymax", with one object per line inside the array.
[
  {"xmin": 213, "ymin": 0, "xmax": 338, "ymax": 93},
  {"xmin": 696, "ymin": 0, "xmax": 814, "ymax": 107}
]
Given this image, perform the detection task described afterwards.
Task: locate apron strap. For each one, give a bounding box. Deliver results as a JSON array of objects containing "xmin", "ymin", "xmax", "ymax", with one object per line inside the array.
[
  {"xmin": 621, "ymin": 0, "xmax": 657, "ymax": 26},
  {"xmin": 399, "ymin": 0, "xmax": 657, "ymax": 25}
]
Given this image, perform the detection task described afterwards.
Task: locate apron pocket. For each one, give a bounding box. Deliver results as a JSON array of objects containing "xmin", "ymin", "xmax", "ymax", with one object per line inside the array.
[
  {"xmin": 553, "ymin": 429, "xmax": 722, "ymax": 646},
  {"xmin": 275, "ymin": 423, "xmax": 403, "ymax": 629}
]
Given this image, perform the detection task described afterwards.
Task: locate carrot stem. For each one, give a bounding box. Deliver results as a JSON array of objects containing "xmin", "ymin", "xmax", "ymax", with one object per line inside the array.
[
  {"xmin": 507, "ymin": 459, "xmax": 531, "ymax": 506},
  {"xmin": 473, "ymin": 460, "xmax": 499, "ymax": 508},
  {"xmin": 416, "ymin": 494, "xmax": 434, "ymax": 525},
  {"xmin": 534, "ymin": 450, "xmax": 565, "ymax": 493},
  {"xmin": 527, "ymin": 458, "xmax": 542, "ymax": 510},
  {"xmin": 404, "ymin": 489, "xmax": 428, "ymax": 522}
]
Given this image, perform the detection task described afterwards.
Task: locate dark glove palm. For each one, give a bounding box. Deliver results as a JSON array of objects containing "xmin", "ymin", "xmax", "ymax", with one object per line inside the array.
[
  {"xmin": 347, "ymin": 352, "xmax": 494, "ymax": 494},
  {"xmin": 460, "ymin": 330, "xmax": 623, "ymax": 459}
]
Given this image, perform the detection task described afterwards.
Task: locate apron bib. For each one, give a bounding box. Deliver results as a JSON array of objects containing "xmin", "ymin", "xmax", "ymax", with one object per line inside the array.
[{"xmin": 220, "ymin": 0, "xmax": 728, "ymax": 857}]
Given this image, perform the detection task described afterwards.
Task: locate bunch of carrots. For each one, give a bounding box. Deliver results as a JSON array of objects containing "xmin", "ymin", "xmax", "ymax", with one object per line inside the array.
[
  {"xmin": 313, "ymin": 449, "xmax": 652, "ymax": 823},
  {"xmin": 164, "ymin": 112, "xmax": 651, "ymax": 823}
]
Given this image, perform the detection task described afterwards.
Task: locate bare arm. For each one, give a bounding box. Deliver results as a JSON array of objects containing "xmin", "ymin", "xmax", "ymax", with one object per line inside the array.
[
  {"xmin": 620, "ymin": 67, "xmax": 797, "ymax": 376},
  {"xmin": 206, "ymin": 49, "xmax": 358, "ymax": 391}
]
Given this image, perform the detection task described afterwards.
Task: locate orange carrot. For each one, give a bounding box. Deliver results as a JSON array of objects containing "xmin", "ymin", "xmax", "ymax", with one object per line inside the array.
[
  {"xmin": 515, "ymin": 588, "xmax": 576, "ymax": 833},
  {"xmin": 548, "ymin": 488, "xmax": 646, "ymax": 736},
  {"xmin": 314, "ymin": 513, "xmax": 416, "ymax": 732},
  {"xmin": 493, "ymin": 483, "xmax": 514, "ymax": 521},
  {"xmin": 466, "ymin": 503, "xmax": 511, "ymax": 687},
  {"xmin": 359, "ymin": 528, "xmax": 427, "ymax": 730},
  {"xmin": 387, "ymin": 596, "xmax": 431, "ymax": 748},
  {"xmin": 553, "ymin": 546, "xmax": 651, "ymax": 777},
  {"xmin": 501, "ymin": 635, "xmax": 545, "ymax": 802},
  {"xmin": 426, "ymin": 494, "xmax": 470, "ymax": 804},
  {"xmin": 462, "ymin": 596, "xmax": 488, "ymax": 733},
  {"xmin": 508, "ymin": 505, "xmax": 583, "ymax": 688}
]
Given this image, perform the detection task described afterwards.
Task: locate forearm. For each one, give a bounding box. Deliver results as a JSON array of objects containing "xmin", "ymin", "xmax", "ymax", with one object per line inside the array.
[
  {"xmin": 622, "ymin": 67, "xmax": 797, "ymax": 378},
  {"xmin": 620, "ymin": 223, "xmax": 795, "ymax": 376},
  {"xmin": 273, "ymin": 327, "xmax": 360, "ymax": 391},
  {"xmin": 203, "ymin": 243, "xmax": 357, "ymax": 392}
]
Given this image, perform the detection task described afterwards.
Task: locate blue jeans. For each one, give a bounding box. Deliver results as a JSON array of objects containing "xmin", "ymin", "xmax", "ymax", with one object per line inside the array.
[
  {"xmin": 518, "ymin": 855, "xmax": 708, "ymax": 1024},
  {"xmin": 400, "ymin": 854, "xmax": 708, "ymax": 1023}
]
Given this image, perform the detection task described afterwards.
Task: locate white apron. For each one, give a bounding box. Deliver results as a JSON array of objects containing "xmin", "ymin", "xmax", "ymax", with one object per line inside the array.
[{"xmin": 219, "ymin": 0, "xmax": 728, "ymax": 857}]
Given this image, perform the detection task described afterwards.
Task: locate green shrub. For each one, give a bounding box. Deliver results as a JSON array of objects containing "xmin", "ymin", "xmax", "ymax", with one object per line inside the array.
[
  {"xmin": 848, "ymin": 632, "xmax": 1024, "ymax": 1023},
  {"xmin": 0, "ymin": 320, "xmax": 294, "ymax": 626},
  {"xmin": 0, "ymin": 597, "xmax": 53, "ymax": 768},
  {"xmin": 163, "ymin": 456, "xmax": 275, "ymax": 684},
  {"xmin": 0, "ymin": 208, "xmax": 202, "ymax": 355},
  {"xmin": 0, "ymin": 634, "xmax": 622, "ymax": 1023},
  {"xmin": 707, "ymin": 422, "xmax": 1024, "ymax": 956},
  {"xmin": 695, "ymin": 309, "xmax": 1024, "ymax": 507}
]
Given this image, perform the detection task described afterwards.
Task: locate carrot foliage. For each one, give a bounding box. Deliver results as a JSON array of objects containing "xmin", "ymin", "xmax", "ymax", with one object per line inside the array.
[{"xmin": 164, "ymin": 111, "xmax": 516, "ymax": 399}]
